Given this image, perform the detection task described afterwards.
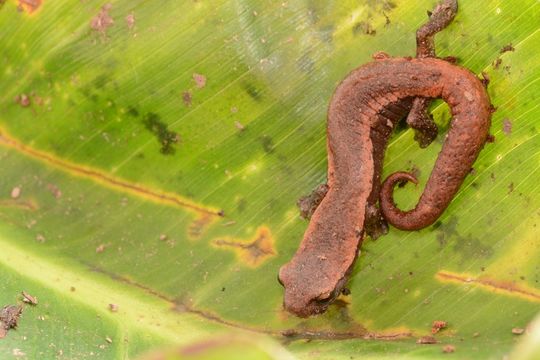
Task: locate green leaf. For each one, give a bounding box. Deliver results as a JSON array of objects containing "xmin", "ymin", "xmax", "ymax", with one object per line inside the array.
[{"xmin": 1, "ymin": 0, "xmax": 538, "ymax": 359}]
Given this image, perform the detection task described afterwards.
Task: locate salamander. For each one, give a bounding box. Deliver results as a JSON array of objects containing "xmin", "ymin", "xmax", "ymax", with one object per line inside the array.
[{"xmin": 278, "ymin": 0, "xmax": 492, "ymax": 317}]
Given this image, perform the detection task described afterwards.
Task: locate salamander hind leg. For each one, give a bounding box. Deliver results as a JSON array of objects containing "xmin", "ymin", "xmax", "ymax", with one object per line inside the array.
[
  {"xmin": 364, "ymin": 204, "xmax": 388, "ymax": 240},
  {"xmin": 406, "ymin": 98, "xmax": 438, "ymax": 148}
]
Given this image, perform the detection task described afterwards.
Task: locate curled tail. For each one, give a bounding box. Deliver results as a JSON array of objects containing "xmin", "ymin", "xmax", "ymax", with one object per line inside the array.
[{"xmin": 380, "ymin": 103, "xmax": 491, "ymax": 231}]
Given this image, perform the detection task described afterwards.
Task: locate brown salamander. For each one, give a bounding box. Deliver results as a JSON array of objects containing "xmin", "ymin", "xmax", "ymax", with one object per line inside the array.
[{"xmin": 278, "ymin": 0, "xmax": 492, "ymax": 317}]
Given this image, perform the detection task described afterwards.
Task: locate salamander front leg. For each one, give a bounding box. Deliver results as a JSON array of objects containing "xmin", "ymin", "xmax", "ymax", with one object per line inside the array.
[{"xmin": 297, "ymin": 183, "xmax": 329, "ymax": 220}]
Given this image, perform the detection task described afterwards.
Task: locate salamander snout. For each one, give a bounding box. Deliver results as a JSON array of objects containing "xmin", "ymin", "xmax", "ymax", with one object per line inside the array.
[{"xmin": 278, "ymin": 263, "xmax": 339, "ymax": 318}]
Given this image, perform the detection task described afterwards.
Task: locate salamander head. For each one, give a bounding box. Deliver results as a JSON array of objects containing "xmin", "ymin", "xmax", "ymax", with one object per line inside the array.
[{"xmin": 278, "ymin": 260, "xmax": 347, "ymax": 318}]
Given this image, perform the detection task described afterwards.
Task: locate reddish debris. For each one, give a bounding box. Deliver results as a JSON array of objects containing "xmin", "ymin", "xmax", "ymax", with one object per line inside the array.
[
  {"xmin": 193, "ymin": 73, "xmax": 207, "ymax": 88},
  {"xmin": 91, "ymin": 3, "xmax": 114, "ymax": 36},
  {"xmin": 502, "ymin": 118, "xmax": 512, "ymax": 136},
  {"xmin": 126, "ymin": 12, "xmax": 135, "ymax": 30},
  {"xmin": 17, "ymin": 0, "xmax": 42, "ymax": 13},
  {"xmin": 432, "ymin": 320, "xmax": 447, "ymax": 334},
  {"xmin": 21, "ymin": 291, "xmax": 38, "ymax": 305},
  {"xmin": 442, "ymin": 344, "xmax": 455, "ymax": 353},
  {"xmin": 417, "ymin": 335, "xmax": 438, "ymax": 344}
]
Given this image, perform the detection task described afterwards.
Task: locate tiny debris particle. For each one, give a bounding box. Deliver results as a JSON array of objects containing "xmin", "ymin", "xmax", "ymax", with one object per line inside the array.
[
  {"xmin": 442, "ymin": 345, "xmax": 455, "ymax": 353},
  {"xmin": 417, "ymin": 336, "xmax": 438, "ymax": 344},
  {"xmin": 12, "ymin": 348, "xmax": 25, "ymax": 357},
  {"xmin": 96, "ymin": 244, "xmax": 106, "ymax": 253},
  {"xmin": 46, "ymin": 183, "xmax": 62, "ymax": 199},
  {"xmin": 125, "ymin": 12, "xmax": 135, "ymax": 30},
  {"xmin": 36, "ymin": 234, "xmax": 45, "ymax": 243},
  {"xmin": 21, "ymin": 291, "xmax": 38, "ymax": 305},
  {"xmin": 10, "ymin": 187, "xmax": 21, "ymax": 199},
  {"xmin": 193, "ymin": 73, "xmax": 207, "ymax": 89},
  {"xmin": 432, "ymin": 320, "xmax": 447, "ymax": 334},
  {"xmin": 109, "ymin": 304, "xmax": 119, "ymax": 312},
  {"xmin": 105, "ymin": 336, "xmax": 113, "ymax": 344},
  {"xmin": 15, "ymin": 94, "xmax": 31, "ymax": 107},
  {"xmin": 512, "ymin": 327, "xmax": 525, "ymax": 335},
  {"xmin": 0, "ymin": 305, "xmax": 23, "ymax": 338},
  {"xmin": 182, "ymin": 91, "xmax": 192, "ymax": 106},
  {"xmin": 234, "ymin": 121, "xmax": 245, "ymax": 131},
  {"xmin": 159, "ymin": 234, "xmax": 168, "ymax": 241},
  {"xmin": 502, "ymin": 118, "xmax": 512, "ymax": 136}
]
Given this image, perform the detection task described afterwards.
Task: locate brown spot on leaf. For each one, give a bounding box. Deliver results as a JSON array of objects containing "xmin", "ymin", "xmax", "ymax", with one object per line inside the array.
[
  {"xmin": 142, "ymin": 112, "xmax": 180, "ymax": 155},
  {"xmin": 436, "ymin": 270, "xmax": 540, "ymax": 303},
  {"xmin": 188, "ymin": 213, "xmax": 215, "ymax": 240},
  {"xmin": 212, "ymin": 226, "xmax": 276, "ymax": 267}
]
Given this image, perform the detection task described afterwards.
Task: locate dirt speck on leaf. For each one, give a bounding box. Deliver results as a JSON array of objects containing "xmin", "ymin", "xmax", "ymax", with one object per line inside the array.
[
  {"xmin": 193, "ymin": 73, "xmax": 207, "ymax": 88},
  {"xmin": 91, "ymin": 3, "xmax": 114, "ymax": 36},
  {"xmin": 500, "ymin": 43, "xmax": 515, "ymax": 54},
  {"xmin": 512, "ymin": 327, "xmax": 525, "ymax": 335}
]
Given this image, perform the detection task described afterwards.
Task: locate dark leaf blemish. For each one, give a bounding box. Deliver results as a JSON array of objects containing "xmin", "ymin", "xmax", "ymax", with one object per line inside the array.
[{"xmin": 142, "ymin": 113, "xmax": 180, "ymax": 155}]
